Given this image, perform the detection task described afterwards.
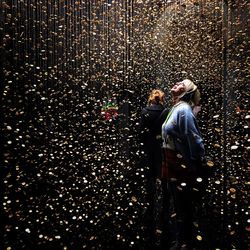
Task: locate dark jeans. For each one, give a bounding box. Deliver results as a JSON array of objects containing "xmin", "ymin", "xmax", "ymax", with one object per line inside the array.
[{"xmin": 168, "ymin": 180, "xmax": 204, "ymax": 248}]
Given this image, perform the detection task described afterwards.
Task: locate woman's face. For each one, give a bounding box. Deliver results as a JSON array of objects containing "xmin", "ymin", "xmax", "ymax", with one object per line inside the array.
[{"xmin": 171, "ymin": 82, "xmax": 185, "ymax": 96}]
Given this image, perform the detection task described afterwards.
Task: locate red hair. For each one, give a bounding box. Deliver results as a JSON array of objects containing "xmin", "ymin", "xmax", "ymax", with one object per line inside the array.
[{"xmin": 148, "ymin": 89, "xmax": 165, "ymax": 105}]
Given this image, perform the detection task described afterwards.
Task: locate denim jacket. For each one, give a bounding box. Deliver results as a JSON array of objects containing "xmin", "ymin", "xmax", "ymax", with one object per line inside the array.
[{"xmin": 162, "ymin": 101, "xmax": 205, "ymax": 169}]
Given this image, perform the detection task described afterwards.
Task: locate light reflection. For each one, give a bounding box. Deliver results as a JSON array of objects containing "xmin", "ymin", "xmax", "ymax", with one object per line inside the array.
[{"xmin": 0, "ymin": 0, "xmax": 249, "ymax": 249}]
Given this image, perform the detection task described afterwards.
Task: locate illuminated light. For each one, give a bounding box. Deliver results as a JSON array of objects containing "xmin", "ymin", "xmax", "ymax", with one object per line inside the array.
[
  {"xmin": 196, "ymin": 177, "xmax": 203, "ymax": 182},
  {"xmin": 171, "ymin": 213, "xmax": 176, "ymax": 218},
  {"xmin": 229, "ymin": 188, "xmax": 236, "ymax": 193},
  {"xmin": 170, "ymin": 178, "xmax": 177, "ymax": 182},
  {"xmin": 193, "ymin": 222, "xmax": 199, "ymax": 228},
  {"xmin": 177, "ymin": 154, "xmax": 183, "ymax": 158},
  {"xmin": 207, "ymin": 160, "xmax": 214, "ymax": 167},
  {"xmin": 1, "ymin": 0, "xmax": 248, "ymax": 249},
  {"xmin": 196, "ymin": 235, "xmax": 202, "ymax": 241},
  {"xmin": 131, "ymin": 196, "xmax": 137, "ymax": 202}
]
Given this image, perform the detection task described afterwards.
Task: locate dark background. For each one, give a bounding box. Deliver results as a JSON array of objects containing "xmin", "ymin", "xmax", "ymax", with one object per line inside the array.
[{"xmin": 0, "ymin": 0, "xmax": 249, "ymax": 249}]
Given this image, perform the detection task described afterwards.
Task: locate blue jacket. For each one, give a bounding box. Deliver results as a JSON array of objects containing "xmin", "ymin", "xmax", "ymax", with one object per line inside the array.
[{"xmin": 162, "ymin": 101, "xmax": 205, "ymax": 170}]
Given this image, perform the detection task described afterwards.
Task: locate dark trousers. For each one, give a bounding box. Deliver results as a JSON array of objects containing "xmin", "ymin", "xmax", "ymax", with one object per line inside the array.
[{"xmin": 168, "ymin": 181, "xmax": 204, "ymax": 248}]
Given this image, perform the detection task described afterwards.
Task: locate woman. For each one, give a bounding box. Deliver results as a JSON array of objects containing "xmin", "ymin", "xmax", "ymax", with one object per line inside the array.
[
  {"xmin": 140, "ymin": 89, "xmax": 168, "ymax": 178},
  {"xmin": 161, "ymin": 79, "xmax": 205, "ymax": 250},
  {"xmin": 139, "ymin": 89, "xmax": 168, "ymax": 248}
]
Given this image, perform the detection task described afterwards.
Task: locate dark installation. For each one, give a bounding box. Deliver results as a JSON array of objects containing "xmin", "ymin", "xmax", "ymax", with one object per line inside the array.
[{"xmin": 0, "ymin": 0, "xmax": 249, "ymax": 249}]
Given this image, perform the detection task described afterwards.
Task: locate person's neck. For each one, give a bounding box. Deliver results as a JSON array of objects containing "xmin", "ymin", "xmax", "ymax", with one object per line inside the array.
[{"xmin": 172, "ymin": 96, "xmax": 180, "ymax": 105}]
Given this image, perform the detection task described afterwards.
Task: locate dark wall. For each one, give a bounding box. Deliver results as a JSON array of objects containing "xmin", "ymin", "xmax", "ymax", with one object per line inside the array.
[{"xmin": 0, "ymin": 0, "xmax": 249, "ymax": 249}]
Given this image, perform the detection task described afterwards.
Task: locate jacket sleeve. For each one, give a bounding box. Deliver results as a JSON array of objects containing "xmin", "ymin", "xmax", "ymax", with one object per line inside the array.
[{"xmin": 178, "ymin": 106, "xmax": 205, "ymax": 160}]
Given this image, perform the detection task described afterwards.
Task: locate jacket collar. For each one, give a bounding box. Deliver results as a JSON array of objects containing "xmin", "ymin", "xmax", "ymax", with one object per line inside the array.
[{"xmin": 146, "ymin": 104, "xmax": 164, "ymax": 111}]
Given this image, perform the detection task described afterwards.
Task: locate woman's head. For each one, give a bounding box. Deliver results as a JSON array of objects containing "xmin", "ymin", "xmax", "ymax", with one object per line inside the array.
[
  {"xmin": 148, "ymin": 89, "xmax": 165, "ymax": 105},
  {"xmin": 171, "ymin": 79, "xmax": 197, "ymax": 97},
  {"xmin": 171, "ymin": 79, "xmax": 200, "ymax": 105}
]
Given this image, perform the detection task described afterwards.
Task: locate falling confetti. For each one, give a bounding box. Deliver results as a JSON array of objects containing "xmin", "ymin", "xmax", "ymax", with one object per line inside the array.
[{"xmin": 0, "ymin": 0, "xmax": 249, "ymax": 249}]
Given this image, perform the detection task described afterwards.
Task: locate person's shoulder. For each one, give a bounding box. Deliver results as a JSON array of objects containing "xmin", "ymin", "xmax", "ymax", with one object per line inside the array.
[
  {"xmin": 176, "ymin": 102, "xmax": 192, "ymax": 112},
  {"xmin": 160, "ymin": 107, "xmax": 170, "ymax": 117},
  {"xmin": 141, "ymin": 106, "xmax": 149, "ymax": 115}
]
